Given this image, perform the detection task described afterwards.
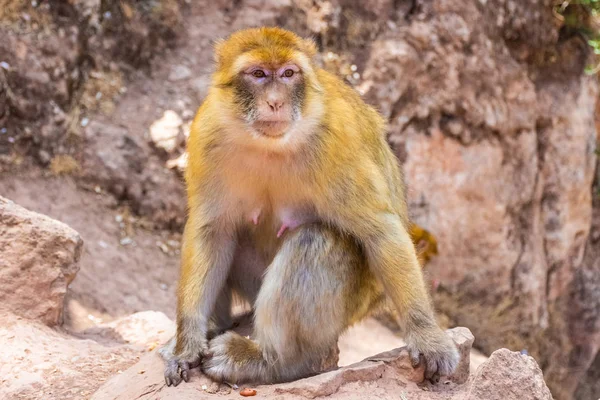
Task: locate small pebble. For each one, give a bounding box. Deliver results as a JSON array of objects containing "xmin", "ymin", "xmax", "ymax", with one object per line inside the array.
[
  {"xmin": 120, "ymin": 237, "xmax": 133, "ymax": 246},
  {"xmin": 81, "ymin": 117, "xmax": 90, "ymax": 127},
  {"xmin": 240, "ymin": 388, "xmax": 257, "ymax": 397},
  {"xmin": 206, "ymin": 382, "xmax": 219, "ymax": 394},
  {"xmin": 0, "ymin": 61, "xmax": 10, "ymax": 70}
]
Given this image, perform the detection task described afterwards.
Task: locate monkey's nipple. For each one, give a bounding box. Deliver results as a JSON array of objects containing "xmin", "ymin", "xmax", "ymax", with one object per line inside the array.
[
  {"xmin": 276, "ymin": 217, "xmax": 303, "ymax": 238},
  {"xmin": 249, "ymin": 208, "xmax": 261, "ymax": 225}
]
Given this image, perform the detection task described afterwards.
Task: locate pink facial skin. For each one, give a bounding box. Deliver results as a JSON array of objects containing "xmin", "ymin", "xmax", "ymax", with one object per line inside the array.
[{"xmin": 243, "ymin": 64, "xmax": 300, "ymax": 81}]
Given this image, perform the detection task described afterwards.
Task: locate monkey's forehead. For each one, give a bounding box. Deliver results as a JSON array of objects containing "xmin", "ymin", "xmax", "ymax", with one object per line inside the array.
[
  {"xmin": 215, "ymin": 27, "xmax": 316, "ymax": 68},
  {"xmin": 232, "ymin": 49, "xmax": 299, "ymax": 70}
]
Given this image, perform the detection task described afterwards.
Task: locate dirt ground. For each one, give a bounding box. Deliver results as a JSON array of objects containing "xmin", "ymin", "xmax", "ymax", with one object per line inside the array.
[{"xmin": 0, "ymin": 0, "xmax": 234, "ymax": 328}]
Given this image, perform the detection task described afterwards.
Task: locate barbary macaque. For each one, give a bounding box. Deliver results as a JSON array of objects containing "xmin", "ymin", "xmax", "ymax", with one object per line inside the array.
[{"xmin": 160, "ymin": 27, "xmax": 458, "ymax": 386}]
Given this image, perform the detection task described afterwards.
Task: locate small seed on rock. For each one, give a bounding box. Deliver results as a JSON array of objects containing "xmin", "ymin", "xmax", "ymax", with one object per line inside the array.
[{"xmin": 240, "ymin": 388, "xmax": 257, "ymax": 397}]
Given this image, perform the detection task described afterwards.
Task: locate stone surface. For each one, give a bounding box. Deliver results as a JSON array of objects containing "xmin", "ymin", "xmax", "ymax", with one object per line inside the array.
[
  {"xmin": 0, "ymin": 196, "xmax": 82, "ymax": 326},
  {"xmin": 445, "ymin": 327, "xmax": 473, "ymax": 384},
  {"xmin": 81, "ymin": 119, "xmax": 187, "ymax": 229},
  {"xmin": 168, "ymin": 65, "xmax": 192, "ymax": 82},
  {"xmin": 82, "ymin": 310, "xmax": 175, "ymax": 347},
  {"xmin": 0, "ymin": 311, "xmax": 172, "ymax": 400},
  {"xmin": 348, "ymin": 1, "xmax": 597, "ymax": 398},
  {"xmin": 467, "ymin": 349, "xmax": 553, "ymax": 400},
  {"xmin": 149, "ymin": 110, "xmax": 183, "ymax": 153},
  {"xmin": 91, "ymin": 327, "xmax": 551, "ymax": 400}
]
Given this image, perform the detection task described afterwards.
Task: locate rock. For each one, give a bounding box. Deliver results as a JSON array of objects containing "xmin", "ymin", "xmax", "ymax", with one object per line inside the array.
[
  {"xmin": 82, "ymin": 119, "xmax": 187, "ymax": 229},
  {"xmin": 573, "ymin": 165, "xmax": 600, "ymax": 400},
  {"xmin": 446, "ymin": 327, "xmax": 473, "ymax": 384},
  {"xmin": 467, "ymin": 349, "xmax": 553, "ymax": 400},
  {"xmin": 93, "ymin": 327, "xmax": 545, "ymax": 400},
  {"xmin": 83, "ymin": 311, "xmax": 175, "ymax": 347},
  {"xmin": 0, "ymin": 311, "xmax": 173, "ymax": 400},
  {"xmin": 0, "ymin": 196, "xmax": 82, "ymax": 326},
  {"xmin": 352, "ymin": 1, "xmax": 597, "ymax": 397},
  {"xmin": 149, "ymin": 110, "xmax": 183, "ymax": 153},
  {"xmin": 168, "ymin": 65, "xmax": 192, "ymax": 82},
  {"xmin": 338, "ymin": 318, "xmax": 405, "ymax": 366}
]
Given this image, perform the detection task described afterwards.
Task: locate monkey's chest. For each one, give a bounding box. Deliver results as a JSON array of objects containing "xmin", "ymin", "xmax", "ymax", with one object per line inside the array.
[
  {"xmin": 220, "ymin": 156, "xmax": 320, "ymax": 242},
  {"xmin": 231, "ymin": 206, "xmax": 313, "ymax": 272},
  {"xmin": 245, "ymin": 205, "xmax": 317, "ymax": 237}
]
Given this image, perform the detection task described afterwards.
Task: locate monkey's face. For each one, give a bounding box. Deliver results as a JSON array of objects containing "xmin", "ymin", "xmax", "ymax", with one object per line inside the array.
[
  {"xmin": 233, "ymin": 63, "xmax": 305, "ymax": 138},
  {"xmin": 212, "ymin": 28, "xmax": 324, "ymax": 151}
]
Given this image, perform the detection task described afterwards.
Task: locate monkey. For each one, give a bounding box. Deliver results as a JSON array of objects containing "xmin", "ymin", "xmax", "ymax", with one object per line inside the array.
[{"xmin": 160, "ymin": 27, "xmax": 459, "ymax": 387}]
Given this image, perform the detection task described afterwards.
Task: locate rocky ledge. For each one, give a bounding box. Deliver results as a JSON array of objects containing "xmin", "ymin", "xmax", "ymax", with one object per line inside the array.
[{"xmin": 92, "ymin": 327, "xmax": 552, "ymax": 400}]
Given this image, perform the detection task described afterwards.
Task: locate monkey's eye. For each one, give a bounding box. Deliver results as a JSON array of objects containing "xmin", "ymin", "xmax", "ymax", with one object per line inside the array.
[
  {"xmin": 283, "ymin": 69, "xmax": 294, "ymax": 78},
  {"xmin": 252, "ymin": 70, "xmax": 266, "ymax": 78}
]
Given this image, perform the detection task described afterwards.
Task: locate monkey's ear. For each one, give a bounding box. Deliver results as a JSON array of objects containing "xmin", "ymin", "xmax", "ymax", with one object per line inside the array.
[
  {"xmin": 213, "ymin": 38, "xmax": 226, "ymax": 64},
  {"xmin": 301, "ymin": 37, "xmax": 318, "ymax": 58}
]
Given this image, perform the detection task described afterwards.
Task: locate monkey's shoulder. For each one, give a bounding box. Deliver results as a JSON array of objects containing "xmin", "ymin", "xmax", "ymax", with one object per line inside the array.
[{"xmin": 316, "ymin": 69, "xmax": 386, "ymax": 142}]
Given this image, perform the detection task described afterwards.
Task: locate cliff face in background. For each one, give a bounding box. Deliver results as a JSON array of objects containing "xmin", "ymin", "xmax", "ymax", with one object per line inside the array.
[
  {"xmin": 276, "ymin": 2, "xmax": 600, "ymax": 398},
  {"xmin": 0, "ymin": 0, "xmax": 598, "ymax": 399},
  {"xmin": 311, "ymin": 2, "xmax": 598, "ymax": 399}
]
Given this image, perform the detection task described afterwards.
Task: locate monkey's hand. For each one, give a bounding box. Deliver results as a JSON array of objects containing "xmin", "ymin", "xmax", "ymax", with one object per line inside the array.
[
  {"xmin": 407, "ymin": 327, "xmax": 459, "ymax": 384},
  {"xmin": 160, "ymin": 336, "xmax": 207, "ymax": 387}
]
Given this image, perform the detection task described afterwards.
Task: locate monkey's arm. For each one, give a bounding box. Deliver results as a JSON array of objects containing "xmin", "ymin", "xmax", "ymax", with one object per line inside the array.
[
  {"xmin": 351, "ymin": 212, "xmax": 457, "ymax": 380},
  {"xmin": 167, "ymin": 207, "xmax": 237, "ymax": 386},
  {"xmin": 318, "ymin": 160, "xmax": 458, "ymax": 382}
]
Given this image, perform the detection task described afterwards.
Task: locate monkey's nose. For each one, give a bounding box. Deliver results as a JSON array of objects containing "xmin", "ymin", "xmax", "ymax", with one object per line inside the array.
[{"xmin": 266, "ymin": 99, "xmax": 283, "ymax": 112}]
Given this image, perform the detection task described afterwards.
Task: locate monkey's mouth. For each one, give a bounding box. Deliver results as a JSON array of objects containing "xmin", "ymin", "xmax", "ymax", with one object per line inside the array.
[{"xmin": 252, "ymin": 121, "xmax": 290, "ymax": 137}]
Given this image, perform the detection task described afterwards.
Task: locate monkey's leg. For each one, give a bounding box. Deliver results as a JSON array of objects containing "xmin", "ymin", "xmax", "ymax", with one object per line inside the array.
[
  {"xmin": 206, "ymin": 287, "xmax": 233, "ymax": 340},
  {"xmin": 202, "ymin": 225, "xmax": 363, "ymax": 384},
  {"xmin": 162, "ymin": 222, "xmax": 237, "ymax": 387}
]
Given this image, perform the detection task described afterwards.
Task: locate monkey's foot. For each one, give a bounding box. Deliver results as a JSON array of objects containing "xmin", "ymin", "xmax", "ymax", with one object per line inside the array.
[
  {"xmin": 407, "ymin": 331, "xmax": 459, "ymax": 384},
  {"xmin": 203, "ymin": 331, "xmax": 267, "ymax": 383},
  {"xmin": 164, "ymin": 356, "xmax": 201, "ymax": 387}
]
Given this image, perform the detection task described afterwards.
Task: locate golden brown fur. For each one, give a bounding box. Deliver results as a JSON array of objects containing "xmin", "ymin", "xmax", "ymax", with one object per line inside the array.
[{"xmin": 159, "ymin": 27, "xmax": 458, "ymax": 386}]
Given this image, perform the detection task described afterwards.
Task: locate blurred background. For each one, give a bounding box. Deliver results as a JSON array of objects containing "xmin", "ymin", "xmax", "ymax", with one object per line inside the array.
[{"xmin": 0, "ymin": 1, "xmax": 598, "ymax": 399}]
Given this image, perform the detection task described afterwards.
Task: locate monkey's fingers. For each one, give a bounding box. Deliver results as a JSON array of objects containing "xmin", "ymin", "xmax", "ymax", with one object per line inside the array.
[
  {"xmin": 178, "ymin": 360, "xmax": 191, "ymax": 382},
  {"xmin": 164, "ymin": 360, "xmax": 183, "ymax": 387},
  {"xmin": 408, "ymin": 348, "xmax": 422, "ymax": 369},
  {"xmin": 424, "ymin": 356, "xmax": 439, "ymax": 382}
]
